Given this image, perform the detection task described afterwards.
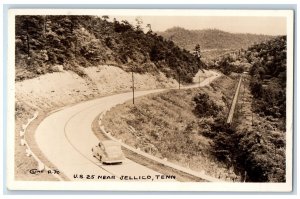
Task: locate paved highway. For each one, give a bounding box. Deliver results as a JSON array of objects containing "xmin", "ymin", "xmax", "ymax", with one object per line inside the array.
[{"xmin": 35, "ymin": 73, "xmax": 221, "ymax": 181}]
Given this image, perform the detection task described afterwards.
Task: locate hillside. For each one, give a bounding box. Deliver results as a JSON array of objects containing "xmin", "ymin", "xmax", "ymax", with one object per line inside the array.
[
  {"xmin": 207, "ymin": 36, "xmax": 287, "ymax": 182},
  {"xmin": 15, "ymin": 16, "xmax": 203, "ymax": 83},
  {"xmin": 15, "ymin": 64, "xmax": 178, "ymax": 180},
  {"xmin": 158, "ymin": 27, "xmax": 274, "ymax": 51},
  {"xmin": 102, "ymin": 75, "xmax": 240, "ymax": 181},
  {"xmin": 101, "ymin": 36, "xmax": 287, "ymax": 182},
  {"xmin": 210, "ymin": 35, "xmax": 287, "ymax": 118},
  {"xmin": 248, "ymin": 36, "xmax": 287, "ymax": 120}
]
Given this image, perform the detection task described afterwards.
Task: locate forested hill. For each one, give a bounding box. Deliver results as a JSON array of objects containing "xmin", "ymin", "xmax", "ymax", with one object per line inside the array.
[
  {"xmin": 15, "ymin": 16, "xmax": 202, "ymax": 82},
  {"xmin": 248, "ymin": 36, "xmax": 287, "ymax": 120},
  {"xmin": 158, "ymin": 27, "xmax": 274, "ymax": 51}
]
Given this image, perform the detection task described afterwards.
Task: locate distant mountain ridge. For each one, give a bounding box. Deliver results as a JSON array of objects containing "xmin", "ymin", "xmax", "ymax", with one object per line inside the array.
[{"xmin": 157, "ymin": 27, "xmax": 275, "ymax": 51}]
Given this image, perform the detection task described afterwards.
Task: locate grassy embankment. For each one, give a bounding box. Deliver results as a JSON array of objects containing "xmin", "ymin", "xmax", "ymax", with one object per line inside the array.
[{"xmin": 102, "ymin": 75, "xmax": 241, "ymax": 181}]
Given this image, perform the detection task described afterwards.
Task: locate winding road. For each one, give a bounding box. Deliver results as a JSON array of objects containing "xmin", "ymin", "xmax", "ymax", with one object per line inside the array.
[{"xmin": 35, "ymin": 72, "xmax": 221, "ymax": 181}]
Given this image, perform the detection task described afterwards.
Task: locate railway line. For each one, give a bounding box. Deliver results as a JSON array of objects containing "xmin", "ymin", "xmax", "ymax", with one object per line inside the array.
[{"xmin": 226, "ymin": 75, "xmax": 243, "ymax": 124}]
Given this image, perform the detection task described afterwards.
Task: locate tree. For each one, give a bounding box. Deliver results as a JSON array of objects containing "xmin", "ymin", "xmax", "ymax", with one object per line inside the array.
[
  {"xmin": 102, "ymin": 15, "xmax": 109, "ymax": 21},
  {"xmin": 193, "ymin": 93, "xmax": 222, "ymax": 117},
  {"xmin": 15, "ymin": 16, "xmax": 44, "ymax": 57},
  {"xmin": 135, "ymin": 17, "xmax": 143, "ymax": 32},
  {"xmin": 146, "ymin": 24, "xmax": 152, "ymax": 34},
  {"xmin": 218, "ymin": 56, "xmax": 232, "ymax": 75},
  {"xmin": 15, "ymin": 15, "xmax": 202, "ymax": 84},
  {"xmin": 194, "ymin": 44, "xmax": 201, "ymax": 58}
]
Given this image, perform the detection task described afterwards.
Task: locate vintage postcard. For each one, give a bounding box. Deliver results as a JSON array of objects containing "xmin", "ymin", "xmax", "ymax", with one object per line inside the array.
[{"xmin": 6, "ymin": 9, "xmax": 294, "ymax": 191}]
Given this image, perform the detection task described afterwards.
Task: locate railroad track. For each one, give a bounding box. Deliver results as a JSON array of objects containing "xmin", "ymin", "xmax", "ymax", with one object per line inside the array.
[{"xmin": 226, "ymin": 75, "xmax": 243, "ymax": 124}]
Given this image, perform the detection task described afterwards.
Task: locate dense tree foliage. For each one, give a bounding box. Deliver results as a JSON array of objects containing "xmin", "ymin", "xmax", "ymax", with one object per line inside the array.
[
  {"xmin": 15, "ymin": 15, "xmax": 203, "ymax": 82},
  {"xmin": 213, "ymin": 56, "xmax": 238, "ymax": 75},
  {"xmin": 207, "ymin": 50, "xmax": 250, "ymax": 75},
  {"xmin": 248, "ymin": 36, "xmax": 286, "ymax": 119},
  {"xmin": 190, "ymin": 84, "xmax": 284, "ymax": 182},
  {"xmin": 198, "ymin": 36, "xmax": 287, "ymax": 182},
  {"xmin": 211, "ymin": 125, "xmax": 285, "ymax": 182}
]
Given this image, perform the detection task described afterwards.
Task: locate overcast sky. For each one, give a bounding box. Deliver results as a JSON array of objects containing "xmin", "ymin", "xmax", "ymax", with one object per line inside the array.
[{"xmin": 109, "ymin": 16, "xmax": 286, "ymax": 35}]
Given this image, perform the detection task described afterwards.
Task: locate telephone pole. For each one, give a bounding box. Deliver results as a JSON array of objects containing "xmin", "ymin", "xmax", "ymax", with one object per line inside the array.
[
  {"xmin": 178, "ymin": 72, "xmax": 181, "ymax": 90},
  {"xmin": 252, "ymin": 111, "xmax": 254, "ymax": 126},
  {"xmin": 132, "ymin": 70, "xmax": 135, "ymax": 105}
]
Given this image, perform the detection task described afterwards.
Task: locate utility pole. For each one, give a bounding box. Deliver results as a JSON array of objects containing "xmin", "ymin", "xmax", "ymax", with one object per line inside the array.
[
  {"xmin": 26, "ymin": 20, "xmax": 30, "ymax": 57},
  {"xmin": 132, "ymin": 70, "xmax": 135, "ymax": 105},
  {"xmin": 242, "ymin": 78, "xmax": 246, "ymax": 108},
  {"xmin": 179, "ymin": 73, "xmax": 181, "ymax": 90}
]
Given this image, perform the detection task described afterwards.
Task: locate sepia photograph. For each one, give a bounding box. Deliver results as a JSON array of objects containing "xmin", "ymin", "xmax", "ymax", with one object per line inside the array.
[{"xmin": 6, "ymin": 9, "xmax": 294, "ymax": 191}]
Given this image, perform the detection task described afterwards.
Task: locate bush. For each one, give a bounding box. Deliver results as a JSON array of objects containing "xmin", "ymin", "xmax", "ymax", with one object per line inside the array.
[
  {"xmin": 193, "ymin": 93, "xmax": 223, "ymax": 117},
  {"xmin": 212, "ymin": 127, "xmax": 286, "ymax": 182}
]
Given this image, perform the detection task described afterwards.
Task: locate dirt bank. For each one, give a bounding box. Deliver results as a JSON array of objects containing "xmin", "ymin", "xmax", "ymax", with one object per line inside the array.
[{"xmin": 14, "ymin": 65, "xmax": 178, "ymax": 181}]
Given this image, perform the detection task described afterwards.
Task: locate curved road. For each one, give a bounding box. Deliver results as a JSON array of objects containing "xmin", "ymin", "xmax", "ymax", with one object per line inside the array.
[{"xmin": 35, "ymin": 73, "xmax": 221, "ymax": 181}]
